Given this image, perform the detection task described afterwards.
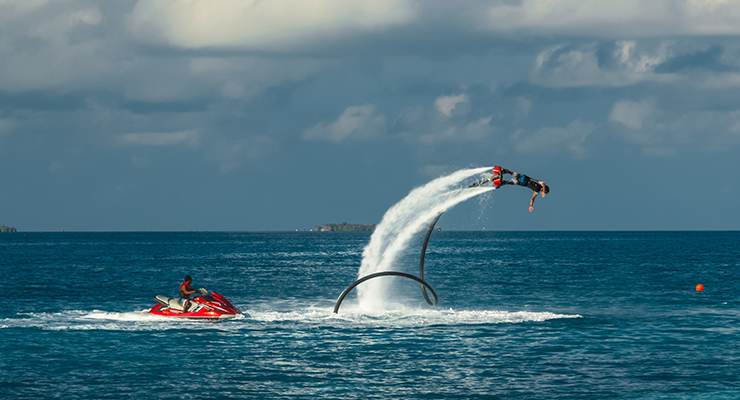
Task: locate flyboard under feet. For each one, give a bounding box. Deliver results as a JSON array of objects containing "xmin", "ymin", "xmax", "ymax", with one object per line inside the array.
[{"xmin": 467, "ymin": 166, "xmax": 504, "ymax": 189}]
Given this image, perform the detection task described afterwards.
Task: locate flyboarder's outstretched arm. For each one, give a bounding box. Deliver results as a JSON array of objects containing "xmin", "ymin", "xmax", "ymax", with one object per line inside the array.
[
  {"xmin": 529, "ymin": 181, "xmax": 547, "ymax": 211},
  {"xmin": 529, "ymin": 192, "xmax": 537, "ymax": 212}
]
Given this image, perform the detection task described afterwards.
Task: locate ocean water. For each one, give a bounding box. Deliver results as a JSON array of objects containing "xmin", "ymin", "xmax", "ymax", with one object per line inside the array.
[{"xmin": 2, "ymin": 231, "xmax": 740, "ymax": 399}]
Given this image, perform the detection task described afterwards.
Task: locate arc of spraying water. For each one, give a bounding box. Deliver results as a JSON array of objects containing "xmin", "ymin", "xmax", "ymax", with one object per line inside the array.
[
  {"xmin": 334, "ymin": 167, "xmax": 496, "ymax": 314},
  {"xmin": 333, "ymin": 212, "xmax": 443, "ymax": 314}
]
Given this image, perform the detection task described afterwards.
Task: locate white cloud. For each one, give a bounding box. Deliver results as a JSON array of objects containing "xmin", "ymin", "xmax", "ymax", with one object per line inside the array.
[
  {"xmin": 610, "ymin": 107, "xmax": 740, "ymax": 154},
  {"xmin": 206, "ymin": 135, "xmax": 275, "ymax": 173},
  {"xmin": 127, "ymin": 0, "xmax": 415, "ymax": 49},
  {"xmin": 610, "ymin": 99, "xmax": 659, "ymax": 130},
  {"xmin": 187, "ymin": 56, "xmax": 326, "ymax": 101},
  {"xmin": 485, "ymin": 0, "xmax": 740, "ymax": 38},
  {"xmin": 131, "ymin": 154, "xmax": 150, "ymax": 167},
  {"xmin": 122, "ymin": 55, "xmax": 326, "ymax": 103},
  {"xmin": 0, "ymin": 1, "xmax": 49, "ymax": 16},
  {"xmin": 642, "ymin": 146, "xmax": 678, "ymax": 157},
  {"xmin": 434, "ymin": 93, "xmax": 469, "ymax": 117},
  {"xmin": 0, "ymin": 118, "xmax": 14, "ymax": 136},
  {"xmin": 418, "ymin": 116, "xmax": 493, "ymax": 144},
  {"xmin": 419, "ymin": 164, "xmax": 451, "ymax": 178},
  {"xmin": 121, "ymin": 0, "xmax": 740, "ymax": 56},
  {"xmin": 36, "ymin": 7, "xmax": 102, "ymax": 37},
  {"xmin": 303, "ymin": 104, "xmax": 386, "ymax": 143},
  {"xmin": 609, "ymin": 98, "xmax": 667, "ymax": 149},
  {"xmin": 515, "ymin": 119, "xmax": 595, "ymax": 156},
  {"xmin": 49, "ymin": 160, "xmax": 64, "ymax": 171},
  {"xmin": 532, "ymin": 42, "xmax": 671, "ymax": 87},
  {"xmin": 220, "ymin": 81, "xmax": 246, "ymax": 99},
  {"xmin": 396, "ymin": 106, "xmax": 424, "ymax": 125},
  {"xmin": 0, "ymin": 1, "xmax": 107, "ymax": 92},
  {"xmin": 0, "ymin": 1, "xmax": 102, "ymax": 37},
  {"xmin": 118, "ymin": 131, "xmax": 200, "ymax": 148},
  {"xmin": 515, "ymin": 96, "xmax": 532, "ymax": 118},
  {"xmin": 0, "ymin": 1, "xmax": 330, "ymax": 98},
  {"xmin": 699, "ymin": 72, "xmax": 740, "ymax": 89}
]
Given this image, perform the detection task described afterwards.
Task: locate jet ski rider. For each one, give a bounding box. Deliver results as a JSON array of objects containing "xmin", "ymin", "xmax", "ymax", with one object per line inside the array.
[{"xmin": 179, "ymin": 275, "xmax": 198, "ymax": 313}]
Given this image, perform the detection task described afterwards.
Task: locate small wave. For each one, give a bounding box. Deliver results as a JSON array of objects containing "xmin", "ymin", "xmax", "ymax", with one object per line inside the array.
[
  {"xmin": 2, "ymin": 306, "xmax": 579, "ymax": 331},
  {"xmin": 324, "ymin": 307, "xmax": 581, "ymax": 328},
  {"xmin": 245, "ymin": 305, "xmax": 581, "ymax": 328},
  {"xmin": 0, "ymin": 310, "xmax": 247, "ymax": 331},
  {"xmin": 81, "ymin": 310, "xmax": 167, "ymax": 321}
]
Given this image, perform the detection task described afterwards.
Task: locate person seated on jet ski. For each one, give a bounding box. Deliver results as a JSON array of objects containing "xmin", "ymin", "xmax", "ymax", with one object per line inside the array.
[
  {"xmin": 179, "ymin": 275, "xmax": 198, "ymax": 313},
  {"xmin": 499, "ymin": 167, "xmax": 550, "ymax": 212}
]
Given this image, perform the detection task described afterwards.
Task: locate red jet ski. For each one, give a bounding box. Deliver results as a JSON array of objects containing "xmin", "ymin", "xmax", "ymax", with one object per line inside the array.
[{"xmin": 149, "ymin": 289, "xmax": 241, "ymax": 321}]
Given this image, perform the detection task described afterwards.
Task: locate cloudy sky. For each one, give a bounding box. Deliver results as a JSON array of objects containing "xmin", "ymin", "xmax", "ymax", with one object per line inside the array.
[{"xmin": 2, "ymin": 0, "xmax": 739, "ymax": 231}]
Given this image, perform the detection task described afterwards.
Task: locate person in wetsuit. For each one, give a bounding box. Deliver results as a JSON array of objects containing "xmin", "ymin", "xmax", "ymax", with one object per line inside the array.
[
  {"xmin": 500, "ymin": 168, "xmax": 550, "ymax": 212},
  {"xmin": 179, "ymin": 275, "xmax": 198, "ymax": 313}
]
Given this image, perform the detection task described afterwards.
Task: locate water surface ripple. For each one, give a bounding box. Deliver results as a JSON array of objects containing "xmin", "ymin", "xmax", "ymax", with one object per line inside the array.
[{"xmin": 2, "ymin": 231, "xmax": 740, "ymax": 399}]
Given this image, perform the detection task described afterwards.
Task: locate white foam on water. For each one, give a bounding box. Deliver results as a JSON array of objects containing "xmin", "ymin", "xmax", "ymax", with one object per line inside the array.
[
  {"xmin": 0, "ymin": 310, "xmax": 161, "ymax": 331},
  {"xmin": 328, "ymin": 308, "xmax": 582, "ymax": 328},
  {"xmin": 357, "ymin": 167, "xmax": 495, "ymax": 311},
  {"xmin": 81, "ymin": 310, "xmax": 169, "ymax": 321},
  {"xmin": 246, "ymin": 305, "xmax": 581, "ymax": 329},
  {"xmin": 0, "ymin": 310, "xmax": 248, "ymax": 331},
  {"xmin": 1, "ymin": 306, "xmax": 580, "ymax": 331}
]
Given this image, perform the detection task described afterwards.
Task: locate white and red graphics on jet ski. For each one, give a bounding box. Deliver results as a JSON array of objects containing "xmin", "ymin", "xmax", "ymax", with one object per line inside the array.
[{"xmin": 148, "ymin": 289, "xmax": 241, "ymax": 320}]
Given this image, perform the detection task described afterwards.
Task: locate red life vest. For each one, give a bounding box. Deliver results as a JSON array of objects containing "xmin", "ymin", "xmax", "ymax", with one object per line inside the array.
[{"xmin": 180, "ymin": 282, "xmax": 195, "ymax": 299}]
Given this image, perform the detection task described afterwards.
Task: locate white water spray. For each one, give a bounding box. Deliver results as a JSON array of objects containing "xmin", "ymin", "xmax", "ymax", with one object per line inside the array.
[{"xmin": 356, "ymin": 167, "xmax": 496, "ymax": 310}]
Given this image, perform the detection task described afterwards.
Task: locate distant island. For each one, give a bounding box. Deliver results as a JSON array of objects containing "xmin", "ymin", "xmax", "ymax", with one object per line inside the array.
[
  {"xmin": 315, "ymin": 222, "xmax": 376, "ymax": 232},
  {"xmin": 1, "ymin": 225, "xmax": 17, "ymax": 232}
]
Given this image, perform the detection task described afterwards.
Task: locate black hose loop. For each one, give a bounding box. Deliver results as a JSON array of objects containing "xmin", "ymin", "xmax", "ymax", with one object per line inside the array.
[
  {"xmin": 333, "ymin": 213, "xmax": 443, "ymax": 314},
  {"xmin": 333, "ymin": 271, "xmax": 438, "ymax": 314},
  {"xmin": 419, "ymin": 213, "xmax": 443, "ymax": 305}
]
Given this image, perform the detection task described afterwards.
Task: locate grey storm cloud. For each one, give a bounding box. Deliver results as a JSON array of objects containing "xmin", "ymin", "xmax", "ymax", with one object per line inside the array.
[
  {"xmin": 654, "ymin": 45, "xmax": 738, "ymax": 74},
  {"xmin": 302, "ymin": 104, "xmax": 387, "ymax": 143},
  {"xmin": 2, "ymin": 0, "xmax": 740, "ymax": 231}
]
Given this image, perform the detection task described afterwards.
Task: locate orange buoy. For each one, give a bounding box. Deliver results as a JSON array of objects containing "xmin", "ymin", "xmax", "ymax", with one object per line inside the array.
[{"xmin": 696, "ymin": 284, "xmax": 704, "ymax": 291}]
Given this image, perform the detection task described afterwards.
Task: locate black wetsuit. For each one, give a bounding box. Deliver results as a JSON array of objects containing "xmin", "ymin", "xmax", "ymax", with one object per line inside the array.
[{"xmin": 510, "ymin": 173, "xmax": 544, "ymax": 193}]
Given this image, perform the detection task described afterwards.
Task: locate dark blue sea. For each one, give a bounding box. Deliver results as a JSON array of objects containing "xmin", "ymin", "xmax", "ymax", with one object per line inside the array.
[{"xmin": 2, "ymin": 231, "xmax": 740, "ymax": 399}]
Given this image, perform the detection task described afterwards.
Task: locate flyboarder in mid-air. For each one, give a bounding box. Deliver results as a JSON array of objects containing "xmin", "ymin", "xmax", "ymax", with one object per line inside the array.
[{"xmin": 469, "ymin": 166, "xmax": 549, "ymax": 212}]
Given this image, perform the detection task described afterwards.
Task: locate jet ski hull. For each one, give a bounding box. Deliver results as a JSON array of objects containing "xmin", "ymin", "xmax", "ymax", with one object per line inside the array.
[{"xmin": 148, "ymin": 291, "xmax": 241, "ymax": 321}]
